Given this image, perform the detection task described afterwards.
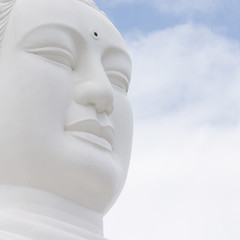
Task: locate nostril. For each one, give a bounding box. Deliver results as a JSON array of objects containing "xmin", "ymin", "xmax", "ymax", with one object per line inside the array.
[
  {"xmin": 73, "ymin": 82, "xmax": 114, "ymax": 114},
  {"xmin": 106, "ymin": 105, "xmax": 114, "ymax": 115},
  {"xmin": 96, "ymin": 102, "xmax": 114, "ymax": 115},
  {"xmin": 94, "ymin": 93, "xmax": 114, "ymax": 114}
]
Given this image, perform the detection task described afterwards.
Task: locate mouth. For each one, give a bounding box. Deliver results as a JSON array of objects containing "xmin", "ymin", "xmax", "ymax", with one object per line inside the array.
[{"xmin": 64, "ymin": 119, "xmax": 114, "ymax": 151}]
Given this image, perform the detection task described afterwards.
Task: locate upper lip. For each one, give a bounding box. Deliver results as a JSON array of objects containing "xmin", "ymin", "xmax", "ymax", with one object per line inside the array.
[{"xmin": 64, "ymin": 119, "xmax": 114, "ymax": 146}]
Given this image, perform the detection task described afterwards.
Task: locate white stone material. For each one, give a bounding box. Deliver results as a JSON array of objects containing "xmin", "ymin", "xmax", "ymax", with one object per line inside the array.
[
  {"xmin": 0, "ymin": 0, "xmax": 132, "ymax": 239},
  {"xmin": 0, "ymin": 186, "xmax": 107, "ymax": 240}
]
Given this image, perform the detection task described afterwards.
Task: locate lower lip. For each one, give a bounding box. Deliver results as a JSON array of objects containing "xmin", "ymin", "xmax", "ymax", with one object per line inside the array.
[{"xmin": 68, "ymin": 131, "xmax": 112, "ymax": 151}]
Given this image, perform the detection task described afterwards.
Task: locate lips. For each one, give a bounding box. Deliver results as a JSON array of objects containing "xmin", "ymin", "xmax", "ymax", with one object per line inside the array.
[{"xmin": 64, "ymin": 119, "xmax": 114, "ymax": 151}]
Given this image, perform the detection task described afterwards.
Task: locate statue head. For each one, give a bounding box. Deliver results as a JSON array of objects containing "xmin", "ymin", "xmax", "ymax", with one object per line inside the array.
[{"xmin": 0, "ymin": 0, "xmax": 132, "ymax": 214}]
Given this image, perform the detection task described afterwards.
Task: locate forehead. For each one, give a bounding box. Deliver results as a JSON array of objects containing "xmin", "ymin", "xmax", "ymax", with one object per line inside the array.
[{"xmin": 10, "ymin": 0, "xmax": 128, "ymax": 54}]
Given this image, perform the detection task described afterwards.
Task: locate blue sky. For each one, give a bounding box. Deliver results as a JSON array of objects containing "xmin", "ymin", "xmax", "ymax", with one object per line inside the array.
[
  {"xmin": 93, "ymin": 1, "xmax": 240, "ymax": 240},
  {"xmin": 96, "ymin": 0, "xmax": 240, "ymax": 40}
]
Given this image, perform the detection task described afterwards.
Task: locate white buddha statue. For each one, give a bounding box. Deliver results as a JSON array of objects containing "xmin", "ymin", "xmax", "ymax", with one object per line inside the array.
[{"xmin": 0, "ymin": 0, "xmax": 133, "ymax": 239}]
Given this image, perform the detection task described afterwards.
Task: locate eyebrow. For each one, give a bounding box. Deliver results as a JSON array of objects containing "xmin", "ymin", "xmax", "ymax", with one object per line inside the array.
[
  {"xmin": 20, "ymin": 24, "xmax": 87, "ymax": 63},
  {"xmin": 22, "ymin": 24, "xmax": 76, "ymax": 37},
  {"xmin": 21, "ymin": 24, "xmax": 83, "ymax": 46},
  {"xmin": 114, "ymin": 48, "xmax": 132, "ymax": 66},
  {"xmin": 102, "ymin": 47, "xmax": 132, "ymax": 81}
]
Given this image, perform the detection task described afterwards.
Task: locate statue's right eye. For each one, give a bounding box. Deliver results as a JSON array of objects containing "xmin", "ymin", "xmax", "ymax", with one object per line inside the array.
[{"xmin": 27, "ymin": 47, "xmax": 75, "ymax": 70}]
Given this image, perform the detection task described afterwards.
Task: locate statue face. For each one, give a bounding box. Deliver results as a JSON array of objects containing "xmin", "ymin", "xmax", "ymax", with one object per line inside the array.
[{"xmin": 0, "ymin": 0, "xmax": 132, "ymax": 213}]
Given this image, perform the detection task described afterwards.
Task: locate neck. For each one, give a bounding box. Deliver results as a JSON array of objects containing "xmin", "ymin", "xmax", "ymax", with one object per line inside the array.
[{"xmin": 0, "ymin": 185, "xmax": 107, "ymax": 240}]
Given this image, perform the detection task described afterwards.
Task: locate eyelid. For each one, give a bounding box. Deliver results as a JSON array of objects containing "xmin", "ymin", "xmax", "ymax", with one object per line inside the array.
[
  {"xmin": 27, "ymin": 47, "xmax": 75, "ymax": 69},
  {"xmin": 106, "ymin": 70, "xmax": 129, "ymax": 93}
]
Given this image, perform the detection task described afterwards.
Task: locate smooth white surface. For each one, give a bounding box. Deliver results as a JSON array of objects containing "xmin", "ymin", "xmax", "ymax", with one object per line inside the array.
[
  {"xmin": 0, "ymin": 0, "xmax": 132, "ymax": 239},
  {"xmin": 0, "ymin": 186, "xmax": 107, "ymax": 240}
]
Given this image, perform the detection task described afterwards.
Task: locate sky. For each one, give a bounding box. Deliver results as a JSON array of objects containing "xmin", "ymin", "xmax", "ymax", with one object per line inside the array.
[{"xmin": 94, "ymin": 1, "xmax": 240, "ymax": 240}]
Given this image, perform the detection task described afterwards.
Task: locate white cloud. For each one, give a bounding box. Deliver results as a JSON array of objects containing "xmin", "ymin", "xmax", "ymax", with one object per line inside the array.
[
  {"xmin": 128, "ymin": 24, "xmax": 240, "ymax": 126},
  {"xmin": 104, "ymin": 24, "xmax": 240, "ymax": 240},
  {"xmin": 105, "ymin": 123, "xmax": 240, "ymax": 240}
]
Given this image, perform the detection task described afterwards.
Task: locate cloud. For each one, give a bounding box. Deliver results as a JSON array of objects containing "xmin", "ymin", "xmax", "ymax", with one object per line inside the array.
[
  {"xmin": 105, "ymin": 122, "xmax": 240, "ymax": 240},
  {"xmin": 128, "ymin": 24, "xmax": 240, "ymax": 127},
  {"xmin": 104, "ymin": 24, "xmax": 240, "ymax": 240}
]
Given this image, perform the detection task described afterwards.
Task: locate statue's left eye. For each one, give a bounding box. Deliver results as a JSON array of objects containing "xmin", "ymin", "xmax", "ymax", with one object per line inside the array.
[
  {"xmin": 106, "ymin": 70, "xmax": 129, "ymax": 94},
  {"xmin": 27, "ymin": 47, "xmax": 75, "ymax": 70}
]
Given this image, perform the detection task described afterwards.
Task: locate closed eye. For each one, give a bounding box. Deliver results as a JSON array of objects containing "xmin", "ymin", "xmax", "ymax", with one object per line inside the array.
[
  {"xmin": 27, "ymin": 47, "xmax": 75, "ymax": 70},
  {"xmin": 106, "ymin": 70, "xmax": 129, "ymax": 93}
]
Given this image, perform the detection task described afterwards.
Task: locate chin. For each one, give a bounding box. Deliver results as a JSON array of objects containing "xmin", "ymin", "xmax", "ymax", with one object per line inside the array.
[
  {"xmin": 0, "ymin": 152, "xmax": 125, "ymax": 214},
  {"xmin": 29, "ymin": 137, "xmax": 129, "ymax": 214},
  {"xmin": 51, "ymin": 139, "xmax": 128, "ymax": 214}
]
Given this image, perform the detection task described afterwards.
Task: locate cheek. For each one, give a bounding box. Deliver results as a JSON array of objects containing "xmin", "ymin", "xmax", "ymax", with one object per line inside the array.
[
  {"xmin": 112, "ymin": 93, "xmax": 133, "ymax": 167},
  {"xmin": 0, "ymin": 52, "xmax": 74, "ymax": 131}
]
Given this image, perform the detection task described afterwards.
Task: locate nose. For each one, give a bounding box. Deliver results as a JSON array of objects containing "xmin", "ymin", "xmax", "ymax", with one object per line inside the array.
[{"xmin": 73, "ymin": 70, "xmax": 114, "ymax": 115}]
